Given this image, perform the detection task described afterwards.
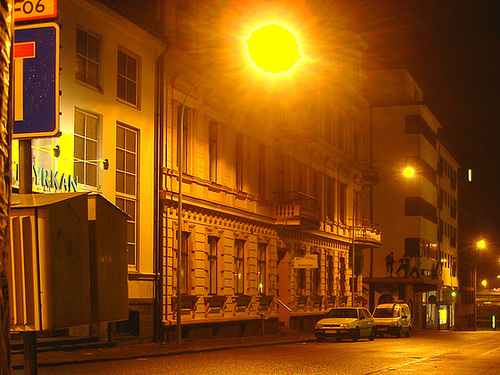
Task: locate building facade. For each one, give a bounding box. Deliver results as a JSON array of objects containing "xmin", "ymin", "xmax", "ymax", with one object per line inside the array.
[
  {"xmin": 157, "ymin": 1, "xmax": 381, "ymax": 339},
  {"xmin": 362, "ymin": 69, "xmax": 460, "ymax": 331}
]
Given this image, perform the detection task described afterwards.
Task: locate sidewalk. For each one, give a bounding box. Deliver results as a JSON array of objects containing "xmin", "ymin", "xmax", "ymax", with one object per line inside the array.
[{"xmin": 11, "ymin": 332, "xmax": 317, "ymax": 370}]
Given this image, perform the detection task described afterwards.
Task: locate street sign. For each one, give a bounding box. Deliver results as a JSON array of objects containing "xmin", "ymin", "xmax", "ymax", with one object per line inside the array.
[
  {"xmin": 14, "ymin": 0, "xmax": 57, "ymax": 23},
  {"xmin": 14, "ymin": 23, "xmax": 60, "ymax": 138}
]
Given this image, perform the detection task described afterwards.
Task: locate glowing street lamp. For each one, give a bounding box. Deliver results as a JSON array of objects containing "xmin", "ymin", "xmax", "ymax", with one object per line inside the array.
[
  {"xmin": 175, "ymin": 23, "xmax": 301, "ymax": 344},
  {"xmin": 402, "ymin": 166, "xmax": 415, "ymax": 178},
  {"xmin": 481, "ymin": 279, "xmax": 488, "ymax": 288},
  {"xmin": 477, "ymin": 239, "xmax": 486, "ymax": 249},
  {"xmin": 246, "ymin": 24, "xmax": 301, "ymax": 74}
]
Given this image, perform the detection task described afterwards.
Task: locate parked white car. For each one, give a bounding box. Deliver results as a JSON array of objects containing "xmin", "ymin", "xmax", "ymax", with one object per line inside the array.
[
  {"xmin": 314, "ymin": 307, "xmax": 376, "ymax": 342},
  {"xmin": 372, "ymin": 302, "xmax": 412, "ymax": 337}
]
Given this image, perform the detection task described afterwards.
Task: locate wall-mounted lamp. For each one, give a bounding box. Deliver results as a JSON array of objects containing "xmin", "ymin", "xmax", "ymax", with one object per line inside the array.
[
  {"xmin": 84, "ymin": 158, "xmax": 109, "ymax": 170},
  {"xmin": 37, "ymin": 144, "xmax": 60, "ymax": 157}
]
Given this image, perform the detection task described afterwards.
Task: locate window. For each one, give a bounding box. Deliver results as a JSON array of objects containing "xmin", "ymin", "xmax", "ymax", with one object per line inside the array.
[
  {"xmin": 236, "ymin": 133, "xmax": 243, "ymax": 190},
  {"xmin": 74, "ymin": 109, "xmax": 99, "ymax": 188},
  {"xmin": 180, "ymin": 232, "xmax": 190, "ymax": 294},
  {"xmin": 296, "ymin": 248, "xmax": 306, "ymax": 295},
  {"xmin": 311, "ymin": 252, "xmax": 320, "ymax": 296},
  {"xmin": 116, "ymin": 123, "xmax": 139, "ymax": 266},
  {"xmin": 177, "ymin": 104, "xmax": 192, "ymax": 174},
  {"xmin": 326, "ymin": 176, "xmax": 336, "ymax": 220},
  {"xmin": 259, "ymin": 144, "xmax": 266, "ymax": 198},
  {"xmin": 339, "ymin": 182, "xmax": 347, "ymax": 225},
  {"xmin": 257, "ymin": 243, "xmax": 267, "ymax": 294},
  {"xmin": 208, "ymin": 236, "xmax": 219, "ymax": 295},
  {"xmin": 327, "ymin": 255, "xmax": 334, "ymax": 296},
  {"xmin": 209, "ymin": 121, "xmax": 217, "ymax": 182},
  {"xmin": 337, "ymin": 110, "xmax": 346, "ymax": 151},
  {"xmin": 117, "ymin": 49, "xmax": 139, "ymax": 106},
  {"xmin": 234, "ymin": 239, "xmax": 245, "ymax": 295},
  {"xmin": 76, "ymin": 27, "xmax": 100, "ymax": 89},
  {"xmin": 116, "ymin": 123, "xmax": 138, "ymax": 196}
]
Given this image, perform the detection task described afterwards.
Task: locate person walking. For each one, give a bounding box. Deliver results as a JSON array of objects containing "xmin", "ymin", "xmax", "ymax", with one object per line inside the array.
[{"xmin": 385, "ymin": 252, "xmax": 395, "ymax": 276}]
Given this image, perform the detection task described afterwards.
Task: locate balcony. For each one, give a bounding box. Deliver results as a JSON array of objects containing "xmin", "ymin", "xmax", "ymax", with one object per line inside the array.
[
  {"xmin": 274, "ymin": 192, "xmax": 320, "ymax": 229},
  {"xmin": 353, "ymin": 220, "xmax": 382, "ymax": 247}
]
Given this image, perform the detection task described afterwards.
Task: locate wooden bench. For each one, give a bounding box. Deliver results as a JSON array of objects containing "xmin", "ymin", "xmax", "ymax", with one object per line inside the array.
[
  {"xmin": 257, "ymin": 295, "xmax": 274, "ymax": 314},
  {"xmin": 171, "ymin": 295, "xmax": 198, "ymax": 319},
  {"xmin": 309, "ymin": 295, "xmax": 323, "ymax": 311},
  {"xmin": 232, "ymin": 295, "xmax": 253, "ymax": 316},
  {"xmin": 204, "ymin": 295, "xmax": 228, "ymax": 317},
  {"xmin": 293, "ymin": 295, "xmax": 309, "ymax": 311}
]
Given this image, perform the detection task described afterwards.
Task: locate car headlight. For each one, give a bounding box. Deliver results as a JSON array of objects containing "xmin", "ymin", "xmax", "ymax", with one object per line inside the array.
[
  {"xmin": 315, "ymin": 323, "xmax": 323, "ymax": 329},
  {"xmin": 340, "ymin": 323, "xmax": 350, "ymax": 329}
]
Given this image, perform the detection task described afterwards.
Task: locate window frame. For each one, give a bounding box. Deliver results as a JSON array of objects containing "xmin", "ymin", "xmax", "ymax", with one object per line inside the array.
[
  {"xmin": 234, "ymin": 239, "xmax": 245, "ymax": 295},
  {"xmin": 208, "ymin": 236, "xmax": 219, "ymax": 295},
  {"xmin": 74, "ymin": 108, "xmax": 101, "ymax": 190},
  {"xmin": 76, "ymin": 26, "xmax": 101, "ymax": 91},
  {"xmin": 117, "ymin": 47, "xmax": 141, "ymax": 108}
]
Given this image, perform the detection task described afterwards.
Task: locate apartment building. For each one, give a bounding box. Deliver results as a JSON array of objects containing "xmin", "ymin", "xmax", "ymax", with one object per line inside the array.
[
  {"xmin": 362, "ymin": 69, "xmax": 459, "ymax": 330},
  {"xmin": 157, "ymin": 1, "xmax": 382, "ymax": 339}
]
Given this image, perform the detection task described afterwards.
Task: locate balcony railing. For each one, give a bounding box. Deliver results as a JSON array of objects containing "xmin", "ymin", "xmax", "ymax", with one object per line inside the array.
[
  {"xmin": 353, "ymin": 220, "xmax": 382, "ymax": 246},
  {"xmin": 274, "ymin": 192, "xmax": 320, "ymax": 229}
]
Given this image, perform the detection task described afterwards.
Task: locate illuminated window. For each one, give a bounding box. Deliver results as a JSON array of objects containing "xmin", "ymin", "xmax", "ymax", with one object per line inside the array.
[
  {"xmin": 74, "ymin": 109, "xmax": 100, "ymax": 188},
  {"xmin": 116, "ymin": 123, "xmax": 139, "ymax": 266},
  {"xmin": 208, "ymin": 236, "xmax": 219, "ymax": 295},
  {"xmin": 311, "ymin": 252, "xmax": 320, "ymax": 296},
  {"xmin": 234, "ymin": 239, "xmax": 245, "ymax": 295},
  {"xmin": 76, "ymin": 27, "xmax": 101, "ymax": 89},
  {"xmin": 117, "ymin": 49, "xmax": 139, "ymax": 107},
  {"xmin": 257, "ymin": 243, "xmax": 267, "ymax": 294}
]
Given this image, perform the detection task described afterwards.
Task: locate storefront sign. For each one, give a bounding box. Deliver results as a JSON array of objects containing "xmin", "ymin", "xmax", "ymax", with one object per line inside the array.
[
  {"xmin": 33, "ymin": 166, "xmax": 78, "ymax": 192},
  {"xmin": 293, "ymin": 254, "xmax": 318, "ymax": 269}
]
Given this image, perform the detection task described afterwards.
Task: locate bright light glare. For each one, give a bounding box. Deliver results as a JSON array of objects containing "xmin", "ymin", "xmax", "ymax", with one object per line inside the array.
[
  {"xmin": 402, "ymin": 167, "xmax": 415, "ymax": 178},
  {"xmin": 477, "ymin": 240, "xmax": 486, "ymax": 249},
  {"xmin": 481, "ymin": 279, "xmax": 488, "ymax": 287},
  {"xmin": 246, "ymin": 24, "xmax": 301, "ymax": 74}
]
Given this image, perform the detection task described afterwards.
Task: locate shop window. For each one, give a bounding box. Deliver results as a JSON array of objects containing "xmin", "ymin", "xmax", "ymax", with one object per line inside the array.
[
  {"xmin": 117, "ymin": 48, "xmax": 140, "ymax": 107},
  {"xmin": 74, "ymin": 109, "xmax": 100, "ymax": 188},
  {"xmin": 180, "ymin": 232, "xmax": 191, "ymax": 294},
  {"xmin": 76, "ymin": 27, "xmax": 101, "ymax": 90},
  {"xmin": 311, "ymin": 252, "xmax": 320, "ymax": 296}
]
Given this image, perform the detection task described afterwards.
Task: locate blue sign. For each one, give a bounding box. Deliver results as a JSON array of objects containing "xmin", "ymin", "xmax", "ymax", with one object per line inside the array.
[{"xmin": 14, "ymin": 23, "xmax": 59, "ymax": 138}]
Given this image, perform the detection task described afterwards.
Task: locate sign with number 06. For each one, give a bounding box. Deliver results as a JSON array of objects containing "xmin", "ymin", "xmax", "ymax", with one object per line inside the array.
[{"xmin": 14, "ymin": 0, "xmax": 57, "ymax": 23}]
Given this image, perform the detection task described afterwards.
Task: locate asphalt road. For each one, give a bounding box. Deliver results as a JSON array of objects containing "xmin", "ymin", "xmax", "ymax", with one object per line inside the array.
[{"xmin": 30, "ymin": 331, "xmax": 500, "ymax": 375}]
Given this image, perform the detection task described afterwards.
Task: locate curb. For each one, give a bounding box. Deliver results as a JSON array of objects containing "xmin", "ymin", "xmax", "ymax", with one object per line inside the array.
[{"xmin": 12, "ymin": 337, "xmax": 317, "ymax": 370}]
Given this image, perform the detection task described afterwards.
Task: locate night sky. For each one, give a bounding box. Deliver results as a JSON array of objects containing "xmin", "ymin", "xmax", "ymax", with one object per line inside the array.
[{"xmin": 342, "ymin": 0, "xmax": 500, "ymax": 282}]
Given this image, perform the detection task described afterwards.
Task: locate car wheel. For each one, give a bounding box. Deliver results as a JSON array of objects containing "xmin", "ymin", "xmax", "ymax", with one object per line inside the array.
[
  {"xmin": 335, "ymin": 337, "xmax": 341, "ymax": 342},
  {"xmin": 317, "ymin": 337, "xmax": 325, "ymax": 342},
  {"xmin": 405, "ymin": 327, "xmax": 410, "ymax": 337},
  {"xmin": 352, "ymin": 327, "xmax": 360, "ymax": 342},
  {"xmin": 369, "ymin": 328, "xmax": 375, "ymax": 341},
  {"xmin": 396, "ymin": 327, "xmax": 402, "ymax": 338}
]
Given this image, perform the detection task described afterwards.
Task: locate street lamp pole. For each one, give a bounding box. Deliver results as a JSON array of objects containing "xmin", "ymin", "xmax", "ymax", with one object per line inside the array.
[{"xmin": 176, "ymin": 73, "xmax": 211, "ymax": 344}]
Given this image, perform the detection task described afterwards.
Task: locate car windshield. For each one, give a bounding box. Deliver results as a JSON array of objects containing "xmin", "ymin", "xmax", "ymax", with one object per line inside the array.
[
  {"xmin": 373, "ymin": 307, "xmax": 398, "ymax": 318},
  {"xmin": 325, "ymin": 308, "xmax": 358, "ymax": 319}
]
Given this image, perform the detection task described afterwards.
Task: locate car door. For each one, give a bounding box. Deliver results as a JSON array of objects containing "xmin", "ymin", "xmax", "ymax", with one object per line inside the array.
[{"xmin": 360, "ymin": 309, "xmax": 373, "ymax": 336}]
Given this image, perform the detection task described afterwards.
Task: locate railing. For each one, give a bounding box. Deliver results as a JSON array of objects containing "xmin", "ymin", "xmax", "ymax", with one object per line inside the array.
[
  {"xmin": 352, "ymin": 220, "xmax": 381, "ymax": 245},
  {"xmin": 274, "ymin": 200, "xmax": 320, "ymax": 228}
]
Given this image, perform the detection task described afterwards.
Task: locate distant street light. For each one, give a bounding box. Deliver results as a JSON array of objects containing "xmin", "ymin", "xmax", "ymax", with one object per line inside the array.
[
  {"xmin": 481, "ymin": 279, "xmax": 488, "ymax": 288},
  {"xmin": 175, "ymin": 23, "xmax": 302, "ymax": 344}
]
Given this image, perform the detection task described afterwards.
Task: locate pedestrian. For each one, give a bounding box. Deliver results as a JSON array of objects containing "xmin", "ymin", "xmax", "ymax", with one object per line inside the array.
[
  {"xmin": 385, "ymin": 252, "xmax": 395, "ymax": 276},
  {"xmin": 409, "ymin": 257, "xmax": 421, "ymax": 277},
  {"xmin": 395, "ymin": 256, "xmax": 410, "ymax": 277}
]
